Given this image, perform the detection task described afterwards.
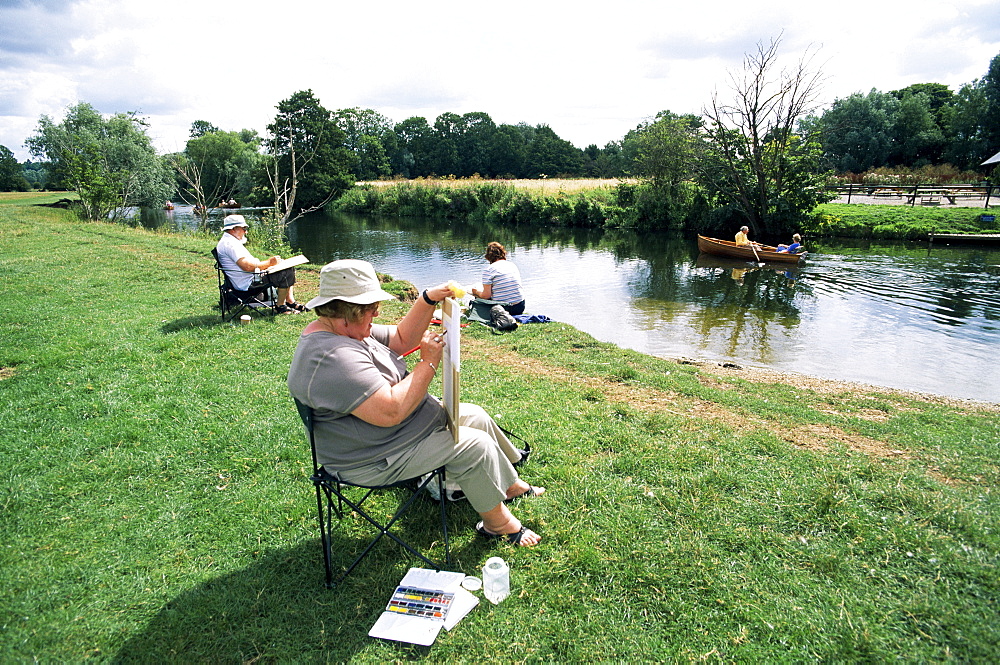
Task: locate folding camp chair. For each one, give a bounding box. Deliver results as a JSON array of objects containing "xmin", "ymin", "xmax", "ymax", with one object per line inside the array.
[
  {"xmin": 212, "ymin": 248, "xmax": 277, "ymax": 321},
  {"xmin": 293, "ymin": 398, "xmax": 451, "ymax": 588}
]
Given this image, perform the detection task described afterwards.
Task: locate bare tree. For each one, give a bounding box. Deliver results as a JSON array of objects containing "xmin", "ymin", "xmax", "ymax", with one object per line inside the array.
[
  {"xmin": 263, "ymin": 118, "xmax": 338, "ymax": 228},
  {"xmin": 169, "ymin": 155, "xmax": 220, "ymax": 228},
  {"xmin": 264, "ymin": 90, "xmax": 352, "ymax": 228},
  {"xmin": 701, "ymin": 37, "xmax": 829, "ymax": 235}
]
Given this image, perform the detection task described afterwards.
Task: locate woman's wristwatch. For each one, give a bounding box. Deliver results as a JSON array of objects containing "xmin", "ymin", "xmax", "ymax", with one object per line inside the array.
[{"xmin": 422, "ymin": 290, "xmax": 438, "ymax": 306}]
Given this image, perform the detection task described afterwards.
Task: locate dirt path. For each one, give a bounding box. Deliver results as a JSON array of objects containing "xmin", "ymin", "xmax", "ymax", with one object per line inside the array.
[{"xmin": 463, "ymin": 336, "xmax": 996, "ymax": 477}]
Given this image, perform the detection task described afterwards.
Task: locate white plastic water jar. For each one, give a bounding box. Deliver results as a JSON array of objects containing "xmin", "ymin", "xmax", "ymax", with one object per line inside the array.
[{"xmin": 482, "ymin": 556, "xmax": 510, "ymax": 605}]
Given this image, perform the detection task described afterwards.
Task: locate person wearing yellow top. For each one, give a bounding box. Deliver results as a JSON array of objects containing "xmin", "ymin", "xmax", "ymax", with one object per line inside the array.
[{"xmin": 735, "ymin": 225, "xmax": 751, "ymax": 246}]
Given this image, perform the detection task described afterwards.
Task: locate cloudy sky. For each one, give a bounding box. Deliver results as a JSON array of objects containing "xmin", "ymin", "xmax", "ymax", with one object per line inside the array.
[{"xmin": 2, "ymin": 0, "xmax": 999, "ymax": 162}]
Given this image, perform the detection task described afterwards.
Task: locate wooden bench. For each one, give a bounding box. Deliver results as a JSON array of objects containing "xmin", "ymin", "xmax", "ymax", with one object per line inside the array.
[
  {"xmin": 920, "ymin": 195, "xmax": 941, "ymax": 206},
  {"xmin": 949, "ymin": 189, "xmax": 986, "ymax": 200}
]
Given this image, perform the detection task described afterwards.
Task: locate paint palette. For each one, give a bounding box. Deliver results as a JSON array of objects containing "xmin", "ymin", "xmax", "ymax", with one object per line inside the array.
[{"xmin": 385, "ymin": 586, "xmax": 455, "ymax": 621}]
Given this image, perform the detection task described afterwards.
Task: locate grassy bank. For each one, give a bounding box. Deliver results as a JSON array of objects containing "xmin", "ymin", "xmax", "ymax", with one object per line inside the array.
[
  {"xmin": 807, "ymin": 203, "xmax": 1000, "ymax": 240},
  {"xmin": 2, "ymin": 202, "xmax": 998, "ymax": 662},
  {"xmin": 336, "ymin": 179, "xmax": 703, "ymax": 231},
  {"xmin": 341, "ymin": 179, "xmax": 1000, "ymax": 239}
]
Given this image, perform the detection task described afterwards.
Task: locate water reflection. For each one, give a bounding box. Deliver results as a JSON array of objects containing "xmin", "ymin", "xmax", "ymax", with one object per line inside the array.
[
  {"xmin": 288, "ymin": 211, "xmax": 999, "ymax": 402},
  {"xmin": 137, "ymin": 204, "xmax": 267, "ymax": 232}
]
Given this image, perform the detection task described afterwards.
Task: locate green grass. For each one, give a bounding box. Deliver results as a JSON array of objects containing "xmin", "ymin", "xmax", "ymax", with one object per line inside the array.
[
  {"xmin": 0, "ymin": 190, "xmax": 78, "ymax": 206},
  {"xmin": 1, "ymin": 198, "xmax": 998, "ymax": 662},
  {"xmin": 808, "ymin": 202, "xmax": 1000, "ymax": 239}
]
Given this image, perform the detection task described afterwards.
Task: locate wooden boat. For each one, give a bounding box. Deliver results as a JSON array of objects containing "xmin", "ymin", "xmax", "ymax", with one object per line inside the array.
[{"xmin": 697, "ymin": 235, "xmax": 804, "ymax": 264}]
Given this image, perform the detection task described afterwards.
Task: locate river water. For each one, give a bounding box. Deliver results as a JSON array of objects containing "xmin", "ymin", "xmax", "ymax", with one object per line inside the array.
[{"xmin": 149, "ymin": 205, "xmax": 1000, "ymax": 402}]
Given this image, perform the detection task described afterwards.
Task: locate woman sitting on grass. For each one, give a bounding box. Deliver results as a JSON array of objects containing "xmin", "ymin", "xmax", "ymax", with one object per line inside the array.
[
  {"xmin": 470, "ymin": 241, "xmax": 525, "ymax": 316},
  {"xmin": 287, "ymin": 259, "xmax": 544, "ymax": 546}
]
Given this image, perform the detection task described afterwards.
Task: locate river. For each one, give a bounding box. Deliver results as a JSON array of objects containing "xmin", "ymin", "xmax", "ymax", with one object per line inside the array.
[{"xmin": 149, "ymin": 205, "xmax": 1000, "ymax": 403}]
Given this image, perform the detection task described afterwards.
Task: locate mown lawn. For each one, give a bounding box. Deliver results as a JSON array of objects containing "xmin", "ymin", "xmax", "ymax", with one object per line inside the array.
[{"xmin": 1, "ymin": 202, "xmax": 997, "ymax": 662}]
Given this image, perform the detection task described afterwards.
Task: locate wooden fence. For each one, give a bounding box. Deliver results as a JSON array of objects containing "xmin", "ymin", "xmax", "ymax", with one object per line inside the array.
[{"xmin": 831, "ymin": 183, "xmax": 997, "ymax": 208}]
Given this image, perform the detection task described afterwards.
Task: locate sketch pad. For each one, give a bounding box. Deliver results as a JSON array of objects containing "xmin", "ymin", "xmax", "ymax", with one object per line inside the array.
[{"xmin": 261, "ymin": 254, "xmax": 308, "ymax": 274}]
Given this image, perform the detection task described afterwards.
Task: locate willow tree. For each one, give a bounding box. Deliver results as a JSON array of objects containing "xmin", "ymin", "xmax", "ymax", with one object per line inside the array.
[
  {"xmin": 700, "ymin": 38, "xmax": 831, "ymax": 235},
  {"xmin": 27, "ymin": 103, "xmax": 172, "ymax": 222}
]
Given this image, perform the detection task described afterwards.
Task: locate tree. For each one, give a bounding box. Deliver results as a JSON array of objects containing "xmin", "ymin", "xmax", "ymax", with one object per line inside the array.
[
  {"xmin": 890, "ymin": 92, "xmax": 945, "ymax": 165},
  {"xmin": 980, "ymin": 52, "xmax": 1000, "ymax": 151},
  {"xmin": 491, "ymin": 124, "xmax": 529, "ymax": 178},
  {"xmin": 457, "ymin": 111, "xmax": 499, "ymax": 177},
  {"xmin": 332, "ymin": 107, "xmax": 395, "ymax": 180},
  {"xmin": 21, "ymin": 161, "xmax": 49, "ymax": 190},
  {"xmin": 818, "ymin": 90, "xmax": 898, "ymax": 172},
  {"xmin": 26, "ymin": 103, "xmax": 173, "ymax": 221},
  {"xmin": 264, "ymin": 90, "xmax": 354, "ymax": 224},
  {"xmin": 189, "ymin": 120, "xmax": 220, "ymax": 139},
  {"xmin": 891, "ymin": 83, "xmax": 953, "ymax": 128},
  {"xmin": 942, "ymin": 81, "xmax": 991, "ymax": 169},
  {"xmin": 524, "ymin": 124, "xmax": 584, "ymax": 177},
  {"xmin": 626, "ymin": 111, "xmax": 702, "ymax": 186},
  {"xmin": 393, "ymin": 116, "xmax": 434, "ymax": 177},
  {"xmin": 169, "ymin": 128, "xmax": 260, "ymax": 225},
  {"xmin": 701, "ymin": 38, "xmax": 830, "ymax": 234},
  {"xmin": 430, "ymin": 112, "xmax": 462, "ymax": 176},
  {"xmin": 0, "ymin": 146, "xmax": 29, "ymax": 191}
]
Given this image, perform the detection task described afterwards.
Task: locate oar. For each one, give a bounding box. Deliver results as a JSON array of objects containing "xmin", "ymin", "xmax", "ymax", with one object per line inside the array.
[{"xmin": 749, "ymin": 241, "xmax": 764, "ymax": 267}]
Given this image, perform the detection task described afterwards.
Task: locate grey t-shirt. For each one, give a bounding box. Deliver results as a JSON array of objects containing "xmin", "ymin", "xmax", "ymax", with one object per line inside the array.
[{"xmin": 287, "ymin": 324, "xmax": 446, "ymax": 470}]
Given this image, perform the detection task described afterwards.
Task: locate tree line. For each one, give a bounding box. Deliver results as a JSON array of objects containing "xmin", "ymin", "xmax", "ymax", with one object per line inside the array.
[{"xmin": 8, "ymin": 41, "xmax": 999, "ymax": 236}]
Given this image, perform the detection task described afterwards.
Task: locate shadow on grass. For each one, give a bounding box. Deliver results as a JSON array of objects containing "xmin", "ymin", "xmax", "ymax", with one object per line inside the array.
[
  {"xmin": 113, "ymin": 503, "xmax": 485, "ymax": 662},
  {"xmin": 160, "ymin": 315, "xmax": 226, "ymax": 333},
  {"xmin": 159, "ymin": 312, "xmax": 280, "ymax": 333}
]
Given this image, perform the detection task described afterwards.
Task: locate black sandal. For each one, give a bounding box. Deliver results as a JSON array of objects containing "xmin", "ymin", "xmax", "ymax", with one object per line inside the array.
[
  {"xmin": 476, "ymin": 521, "xmax": 529, "ymax": 545},
  {"xmin": 504, "ymin": 486, "xmax": 542, "ymax": 504}
]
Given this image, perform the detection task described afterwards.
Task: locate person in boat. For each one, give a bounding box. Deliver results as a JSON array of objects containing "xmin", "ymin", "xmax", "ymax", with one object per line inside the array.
[
  {"xmin": 470, "ymin": 241, "xmax": 525, "ymax": 316},
  {"xmin": 776, "ymin": 234, "xmax": 803, "ymax": 253},
  {"xmin": 287, "ymin": 259, "xmax": 544, "ymax": 546},
  {"xmin": 735, "ymin": 226, "xmax": 752, "ymax": 246},
  {"xmin": 215, "ymin": 214, "xmax": 306, "ymax": 314}
]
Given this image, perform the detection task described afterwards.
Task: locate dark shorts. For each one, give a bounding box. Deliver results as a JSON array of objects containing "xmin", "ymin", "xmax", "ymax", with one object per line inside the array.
[
  {"xmin": 257, "ymin": 267, "xmax": 296, "ymax": 289},
  {"xmin": 504, "ymin": 300, "xmax": 525, "ymax": 316}
]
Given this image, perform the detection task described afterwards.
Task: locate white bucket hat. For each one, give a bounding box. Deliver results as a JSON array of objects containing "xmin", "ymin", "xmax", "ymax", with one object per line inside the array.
[
  {"xmin": 306, "ymin": 260, "xmax": 396, "ymax": 310},
  {"xmin": 222, "ymin": 214, "xmax": 248, "ymax": 231}
]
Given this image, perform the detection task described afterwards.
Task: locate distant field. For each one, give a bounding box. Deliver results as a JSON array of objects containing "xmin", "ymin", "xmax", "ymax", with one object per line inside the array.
[
  {"xmin": 0, "ymin": 191, "xmax": 76, "ymax": 206},
  {"xmin": 358, "ymin": 178, "xmax": 636, "ymax": 193}
]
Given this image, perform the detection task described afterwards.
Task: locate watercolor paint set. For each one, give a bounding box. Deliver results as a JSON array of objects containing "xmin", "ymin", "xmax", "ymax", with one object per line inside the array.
[{"xmin": 385, "ymin": 586, "xmax": 455, "ymax": 622}]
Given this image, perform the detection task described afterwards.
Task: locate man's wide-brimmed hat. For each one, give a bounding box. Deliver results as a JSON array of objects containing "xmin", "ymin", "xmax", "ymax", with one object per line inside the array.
[
  {"xmin": 222, "ymin": 214, "xmax": 248, "ymax": 231},
  {"xmin": 306, "ymin": 259, "xmax": 396, "ymax": 310}
]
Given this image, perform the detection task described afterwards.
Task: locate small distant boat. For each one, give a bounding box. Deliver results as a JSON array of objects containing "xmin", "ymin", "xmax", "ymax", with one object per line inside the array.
[{"xmin": 697, "ymin": 235, "xmax": 804, "ymax": 264}]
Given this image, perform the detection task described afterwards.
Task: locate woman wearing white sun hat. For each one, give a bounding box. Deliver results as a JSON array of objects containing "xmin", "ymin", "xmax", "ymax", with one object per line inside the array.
[{"xmin": 287, "ymin": 259, "xmax": 544, "ymax": 546}]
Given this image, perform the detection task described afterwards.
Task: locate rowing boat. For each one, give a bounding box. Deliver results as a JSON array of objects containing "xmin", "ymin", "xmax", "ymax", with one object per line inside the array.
[{"xmin": 697, "ymin": 235, "xmax": 804, "ymax": 264}]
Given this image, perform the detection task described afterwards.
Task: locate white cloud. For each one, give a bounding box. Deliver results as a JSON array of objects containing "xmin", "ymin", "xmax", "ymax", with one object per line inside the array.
[{"xmin": 1, "ymin": 0, "xmax": 998, "ymax": 162}]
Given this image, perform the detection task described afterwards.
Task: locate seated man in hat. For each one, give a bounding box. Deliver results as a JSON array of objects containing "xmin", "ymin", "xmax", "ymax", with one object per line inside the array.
[{"xmin": 215, "ymin": 214, "xmax": 306, "ymax": 314}]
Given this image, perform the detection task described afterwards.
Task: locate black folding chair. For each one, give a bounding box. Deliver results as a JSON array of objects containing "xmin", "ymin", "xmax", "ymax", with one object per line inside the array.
[
  {"xmin": 212, "ymin": 248, "xmax": 277, "ymax": 321},
  {"xmin": 293, "ymin": 398, "xmax": 451, "ymax": 588}
]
